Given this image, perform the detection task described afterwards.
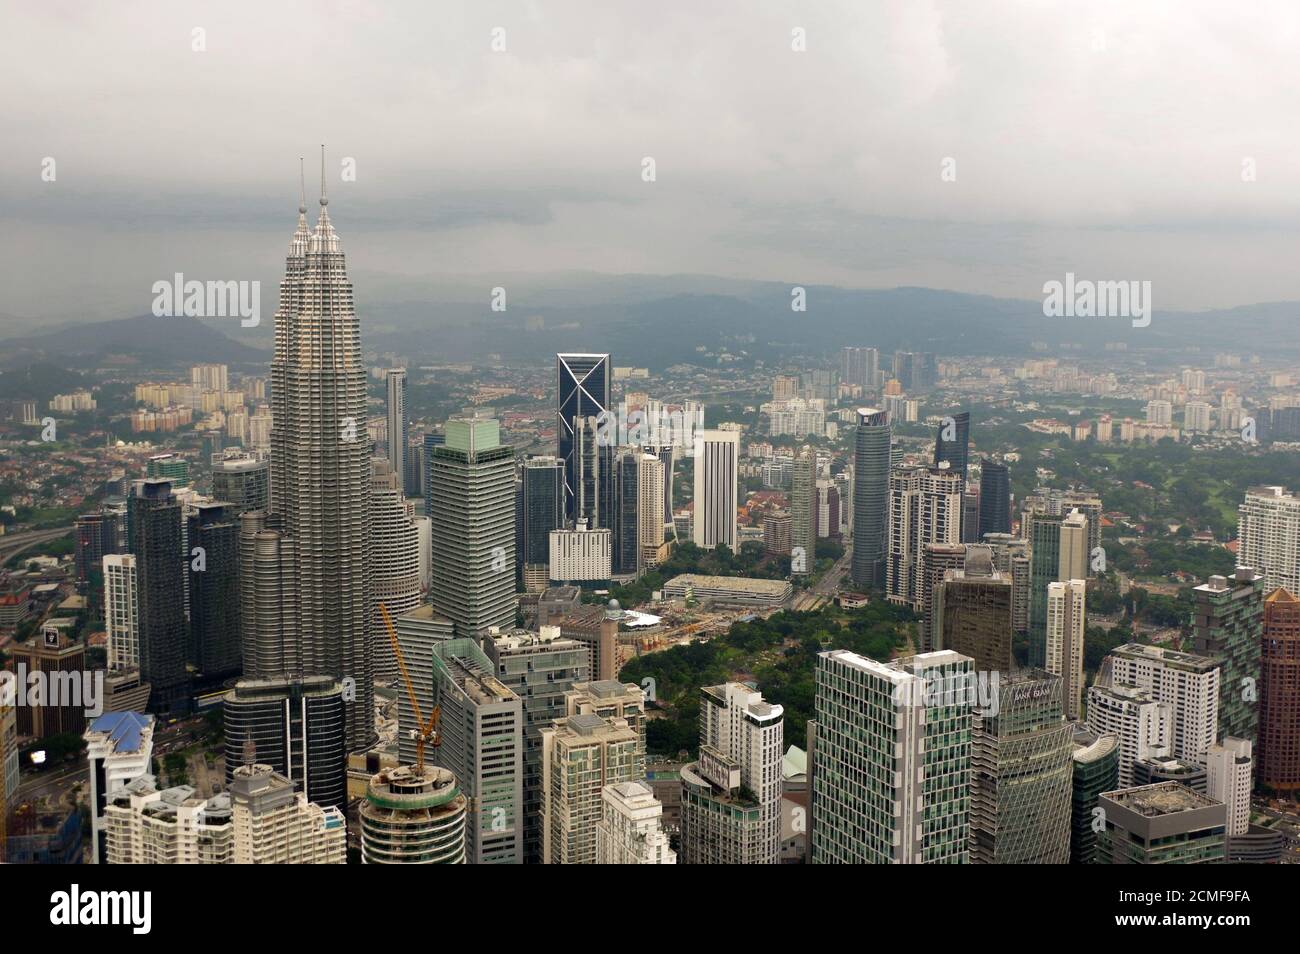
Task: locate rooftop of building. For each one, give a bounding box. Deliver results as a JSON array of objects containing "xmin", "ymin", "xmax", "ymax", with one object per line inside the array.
[
  {"xmin": 85, "ymin": 711, "xmax": 152, "ymax": 754},
  {"xmin": 662, "ymin": 573, "xmax": 791, "ymax": 594},
  {"xmin": 1101, "ymin": 781, "xmax": 1221, "ymax": 816},
  {"xmin": 1111, "ymin": 642, "xmax": 1221, "ymax": 673}
]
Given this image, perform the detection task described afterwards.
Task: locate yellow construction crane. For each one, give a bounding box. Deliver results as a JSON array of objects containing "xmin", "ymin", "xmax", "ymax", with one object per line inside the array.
[{"xmin": 378, "ymin": 603, "xmax": 440, "ymax": 772}]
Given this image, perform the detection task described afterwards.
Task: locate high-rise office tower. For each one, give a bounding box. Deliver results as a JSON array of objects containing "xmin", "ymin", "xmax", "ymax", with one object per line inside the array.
[
  {"xmin": 76, "ymin": 511, "xmax": 122, "ymax": 585},
  {"xmin": 104, "ymin": 554, "xmax": 138, "ymax": 672},
  {"xmin": 1046, "ymin": 579, "xmax": 1087, "ymax": 721},
  {"xmin": 637, "ymin": 452, "xmax": 666, "ymax": 568},
  {"xmin": 422, "ymin": 432, "xmax": 445, "ymax": 515},
  {"xmin": 935, "ymin": 546, "xmax": 1013, "ymax": 673},
  {"xmin": 969, "ymin": 669, "xmax": 1073, "ymax": 864},
  {"xmin": 597, "ymin": 781, "xmax": 677, "ymax": 864},
  {"xmin": 268, "ymin": 165, "xmax": 373, "ymax": 750},
  {"xmin": 921, "ymin": 542, "xmax": 968, "ymax": 653},
  {"xmin": 1086, "ymin": 683, "xmax": 1171, "ymax": 787},
  {"xmin": 557, "ymin": 353, "xmax": 611, "ymax": 525},
  {"xmin": 961, "ymin": 490, "xmax": 981, "ymax": 544},
  {"xmin": 978, "ymin": 460, "xmax": 1011, "ymax": 538},
  {"xmin": 933, "ymin": 410, "xmax": 970, "ymax": 483},
  {"xmin": 540, "ymin": 713, "xmax": 641, "ymax": 864},
  {"xmin": 1095, "ymin": 782, "xmax": 1226, "ymax": 864},
  {"xmin": 545, "ymin": 602, "xmax": 621, "ymax": 683},
  {"xmin": 810, "ymin": 649, "xmax": 972, "ymax": 863},
  {"xmin": 1237, "ymin": 486, "xmax": 1300, "ymax": 595},
  {"xmin": 84, "ymin": 711, "xmax": 155, "ymax": 864},
  {"xmin": 187, "ymin": 502, "xmax": 241, "ymax": 680},
  {"xmin": 1070, "ymin": 727, "xmax": 1119, "ymax": 864},
  {"xmin": 840, "ymin": 346, "xmax": 878, "ymax": 389},
  {"xmin": 359, "ymin": 765, "xmax": 467, "ymax": 864},
  {"xmin": 1103, "ymin": 643, "xmax": 1221, "ymax": 762},
  {"xmin": 691, "ymin": 429, "xmax": 739, "ymax": 551},
  {"xmin": 428, "ymin": 411, "xmax": 516, "ymax": 638},
  {"xmin": 128, "ymin": 479, "xmax": 189, "ymax": 713},
  {"xmin": 563, "ymin": 679, "xmax": 648, "ymax": 774},
  {"xmin": 520, "ymin": 456, "xmax": 564, "ymax": 592},
  {"xmin": 12, "ymin": 623, "xmax": 86, "ymax": 739},
  {"xmin": 210, "ymin": 449, "xmax": 269, "ymax": 515},
  {"xmin": 385, "ymin": 368, "xmax": 408, "ymax": 488},
  {"xmin": 886, "ymin": 464, "xmax": 962, "ymax": 610},
  {"xmin": 1028, "ymin": 510, "xmax": 1088, "ymax": 667},
  {"xmin": 485, "ymin": 627, "xmax": 588, "ymax": 863},
  {"xmin": 679, "ymin": 683, "xmax": 784, "ymax": 865},
  {"xmin": 1259, "ymin": 587, "xmax": 1300, "ymax": 793},
  {"xmin": 393, "ymin": 604, "xmax": 455, "ymax": 766},
  {"xmin": 1205, "ymin": 737, "xmax": 1253, "ymax": 837},
  {"xmin": 610, "ymin": 448, "xmax": 641, "ymax": 577},
  {"xmin": 221, "ymin": 675, "xmax": 347, "ymax": 811},
  {"xmin": 1192, "ymin": 567, "xmax": 1265, "ymax": 742},
  {"xmin": 369, "ymin": 458, "xmax": 422, "ymax": 681},
  {"xmin": 427, "ymin": 637, "xmax": 523, "ymax": 864},
  {"xmin": 647, "ymin": 443, "xmax": 675, "ymax": 526},
  {"xmin": 983, "ymin": 533, "xmax": 1031, "ymax": 636},
  {"xmin": 237, "ymin": 510, "xmax": 299, "ymax": 679},
  {"xmin": 851, "ymin": 408, "xmax": 891, "ymax": 589},
  {"xmin": 790, "ymin": 446, "xmax": 816, "ymax": 573}
]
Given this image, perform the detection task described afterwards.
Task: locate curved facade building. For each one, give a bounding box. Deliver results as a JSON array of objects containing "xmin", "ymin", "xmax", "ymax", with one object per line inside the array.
[
  {"xmin": 370, "ymin": 458, "xmax": 422, "ymax": 681},
  {"xmin": 1070, "ymin": 727, "xmax": 1119, "ymax": 864},
  {"xmin": 360, "ymin": 765, "xmax": 467, "ymax": 864},
  {"xmin": 851, "ymin": 408, "xmax": 890, "ymax": 589},
  {"xmin": 222, "ymin": 676, "xmax": 346, "ymax": 811}
]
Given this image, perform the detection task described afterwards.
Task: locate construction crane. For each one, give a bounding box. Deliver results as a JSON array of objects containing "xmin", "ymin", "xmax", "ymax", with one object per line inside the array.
[{"xmin": 378, "ymin": 603, "xmax": 440, "ymax": 772}]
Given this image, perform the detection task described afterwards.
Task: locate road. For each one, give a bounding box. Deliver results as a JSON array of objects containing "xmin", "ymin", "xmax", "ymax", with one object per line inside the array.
[{"xmin": 0, "ymin": 526, "xmax": 74, "ymax": 566}]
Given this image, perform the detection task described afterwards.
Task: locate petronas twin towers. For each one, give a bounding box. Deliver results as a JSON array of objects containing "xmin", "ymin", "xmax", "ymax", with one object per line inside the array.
[{"xmin": 262, "ymin": 153, "xmax": 373, "ymax": 749}]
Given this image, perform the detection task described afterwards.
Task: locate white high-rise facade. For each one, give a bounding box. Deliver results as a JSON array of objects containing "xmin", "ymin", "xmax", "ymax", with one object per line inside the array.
[
  {"xmin": 385, "ymin": 367, "xmax": 408, "ymax": 487},
  {"xmin": 1086, "ymin": 684, "xmax": 1171, "ymax": 787},
  {"xmin": 692, "ymin": 429, "xmax": 739, "ymax": 550},
  {"xmin": 104, "ymin": 553, "xmax": 138, "ymax": 671},
  {"xmin": 1205, "ymin": 737, "xmax": 1253, "ymax": 837},
  {"xmin": 1104, "ymin": 643, "xmax": 1221, "ymax": 762},
  {"xmin": 1237, "ymin": 485, "xmax": 1300, "ymax": 596},
  {"xmin": 1046, "ymin": 580, "xmax": 1086, "ymax": 721},
  {"xmin": 596, "ymin": 780, "xmax": 676, "ymax": 864},
  {"xmin": 886, "ymin": 465, "xmax": 962, "ymax": 610},
  {"xmin": 637, "ymin": 453, "xmax": 666, "ymax": 566}
]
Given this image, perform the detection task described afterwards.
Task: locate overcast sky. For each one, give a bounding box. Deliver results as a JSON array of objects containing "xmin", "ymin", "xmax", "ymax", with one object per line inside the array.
[{"xmin": 3, "ymin": 0, "xmax": 1300, "ymax": 326}]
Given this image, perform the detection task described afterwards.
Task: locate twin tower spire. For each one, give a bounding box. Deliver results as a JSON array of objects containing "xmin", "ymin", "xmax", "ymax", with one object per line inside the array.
[{"xmin": 290, "ymin": 146, "xmax": 338, "ymax": 256}]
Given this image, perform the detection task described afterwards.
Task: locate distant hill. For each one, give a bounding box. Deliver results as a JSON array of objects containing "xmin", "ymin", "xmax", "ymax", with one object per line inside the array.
[{"xmin": 0, "ymin": 315, "xmax": 268, "ymax": 370}]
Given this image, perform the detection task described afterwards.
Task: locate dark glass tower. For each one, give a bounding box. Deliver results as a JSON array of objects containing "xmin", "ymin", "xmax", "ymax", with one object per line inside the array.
[
  {"xmin": 187, "ymin": 502, "xmax": 241, "ymax": 680},
  {"xmin": 128, "ymin": 479, "xmax": 190, "ymax": 713},
  {"xmin": 520, "ymin": 456, "xmax": 565, "ymax": 584},
  {"xmin": 557, "ymin": 353, "xmax": 610, "ymax": 525},
  {"xmin": 611, "ymin": 448, "xmax": 641, "ymax": 576},
  {"xmin": 978, "ymin": 459, "xmax": 1012, "ymax": 538},
  {"xmin": 933, "ymin": 410, "xmax": 970, "ymax": 483},
  {"xmin": 851, "ymin": 408, "xmax": 891, "ymax": 589}
]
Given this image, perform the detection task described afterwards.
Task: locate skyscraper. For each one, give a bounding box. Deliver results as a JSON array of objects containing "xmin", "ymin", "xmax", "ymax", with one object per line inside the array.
[
  {"xmin": 679, "ymin": 683, "xmax": 783, "ymax": 865},
  {"xmin": 933, "ymin": 410, "xmax": 970, "ymax": 483},
  {"xmin": 128, "ymin": 479, "xmax": 189, "ymax": 713},
  {"xmin": 691, "ymin": 429, "xmax": 739, "ymax": 551},
  {"xmin": 886, "ymin": 464, "xmax": 962, "ymax": 610},
  {"xmin": 1095, "ymin": 782, "xmax": 1226, "ymax": 864},
  {"xmin": 935, "ymin": 546, "xmax": 1013, "ymax": 673},
  {"xmin": 210, "ymin": 449, "xmax": 269, "ymax": 516},
  {"xmin": 636, "ymin": 452, "xmax": 666, "ymax": 568},
  {"xmin": 186, "ymin": 502, "xmax": 241, "ymax": 680},
  {"xmin": 1192, "ymin": 567, "xmax": 1265, "ymax": 742},
  {"xmin": 268, "ymin": 160, "xmax": 373, "ymax": 749},
  {"xmin": 237, "ymin": 510, "xmax": 299, "ymax": 680},
  {"xmin": 385, "ymin": 368, "xmax": 408, "ymax": 489},
  {"xmin": 969, "ymin": 669, "xmax": 1072, "ymax": 864},
  {"xmin": 840, "ymin": 346, "xmax": 878, "ymax": 389},
  {"xmin": 977, "ymin": 459, "xmax": 1011, "ymax": 538},
  {"xmin": 520, "ymin": 456, "xmax": 564, "ymax": 592},
  {"xmin": 1046, "ymin": 579, "xmax": 1087, "ymax": 721},
  {"xmin": 811, "ymin": 649, "xmax": 971, "ymax": 863},
  {"xmin": 597, "ymin": 781, "xmax": 676, "ymax": 864},
  {"xmin": 359, "ymin": 765, "xmax": 467, "ymax": 864},
  {"xmin": 428, "ymin": 411, "xmax": 516, "ymax": 638},
  {"xmin": 540, "ymin": 713, "xmax": 641, "ymax": 864},
  {"xmin": 610, "ymin": 447, "xmax": 641, "ymax": 577},
  {"xmin": 1104, "ymin": 642, "xmax": 1221, "ymax": 763},
  {"xmin": 851, "ymin": 408, "xmax": 891, "ymax": 589},
  {"xmin": 1237, "ymin": 485, "xmax": 1300, "ymax": 595},
  {"xmin": 790, "ymin": 446, "xmax": 816, "ymax": 573},
  {"xmin": 104, "ymin": 554, "xmax": 138, "ymax": 672},
  {"xmin": 557, "ymin": 353, "xmax": 611, "ymax": 525},
  {"xmin": 369, "ymin": 458, "xmax": 422, "ymax": 681},
  {"xmin": 1070, "ymin": 727, "xmax": 1119, "ymax": 864},
  {"xmin": 1028, "ymin": 509, "xmax": 1088, "ymax": 667},
  {"xmin": 1259, "ymin": 587, "xmax": 1300, "ymax": 793}
]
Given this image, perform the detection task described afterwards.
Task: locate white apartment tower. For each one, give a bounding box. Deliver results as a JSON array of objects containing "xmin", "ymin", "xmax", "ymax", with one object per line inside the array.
[
  {"xmin": 692, "ymin": 429, "xmax": 739, "ymax": 550},
  {"xmin": 1046, "ymin": 580, "xmax": 1086, "ymax": 720},
  {"xmin": 1086, "ymin": 684, "xmax": 1171, "ymax": 787},
  {"xmin": 596, "ymin": 780, "xmax": 676, "ymax": 864},
  {"xmin": 1205, "ymin": 737, "xmax": 1253, "ymax": 837},
  {"xmin": 1237, "ymin": 485, "xmax": 1300, "ymax": 596},
  {"xmin": 104, "ymin": 553, "xmax": 138, "ymax": 671},
  {"xmin": 1104, "ymin": 643, "xmax": 1221, "ymax": 762}
]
